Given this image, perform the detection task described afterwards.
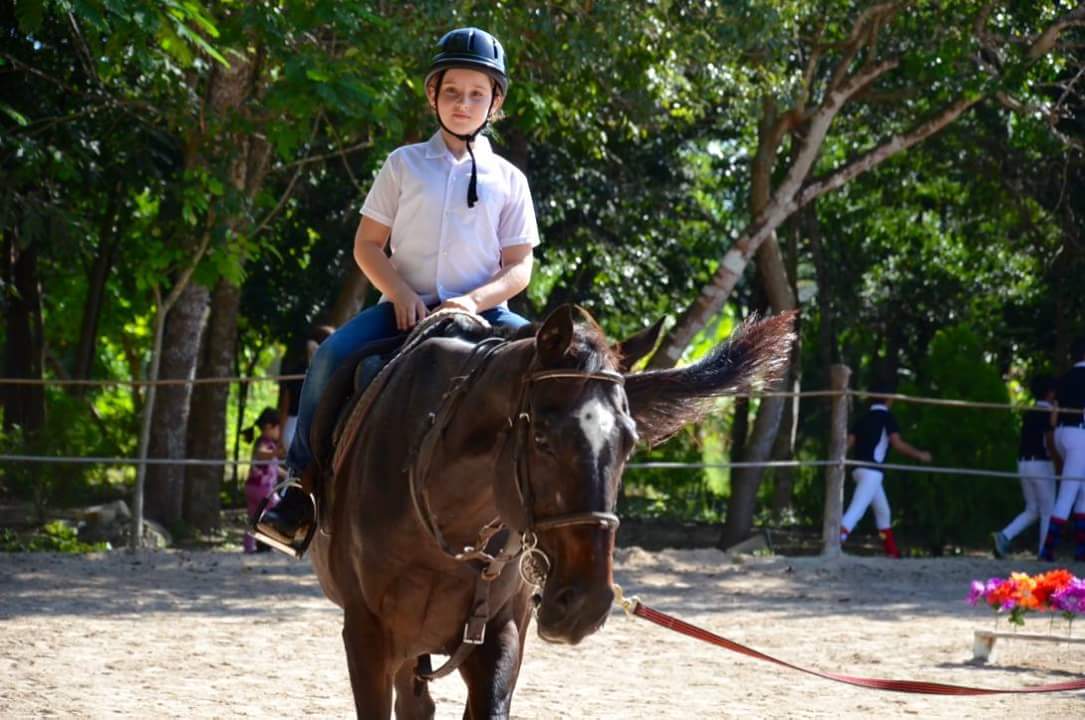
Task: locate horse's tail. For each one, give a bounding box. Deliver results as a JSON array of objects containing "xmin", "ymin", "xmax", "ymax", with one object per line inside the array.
[{"xmin": 623, "ymin": 312, "xmax": 797, "ymax": 446}]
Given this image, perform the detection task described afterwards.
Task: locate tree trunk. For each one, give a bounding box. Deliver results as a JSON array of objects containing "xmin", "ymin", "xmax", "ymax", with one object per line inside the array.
[
  {"xmin": 2, "ymin": 236, "xmax": 45, "ymax": 435},
  {"xmin": 1052, "ymin": 230, "xmax": 1076, "ymax": 373},
  {"xmin": 146, "ymin": 48, "xmax": 266, "ymax": 531},
  {"xmin": 808, "ymin": 200, "xmax": 838, "ymax": 376},
  {"xmin": 183, "ymin": 277, "xmax": 240, "ymax": 531},
  {"xmin": 719, "ymin": 98, "xmax": 799, "ymax": 548},
  {"xmin": 771, "ymin": 221, "xmax": 805, "ymax": 516},
  {"xmin": 770, "ymin": 361, "xmax": 801, "ymax": 518},
  {"xmin": 719, "ymin": 389, "xmax": 786, "ymax": 548},
  {"xmin": 144, "ymin": 281, "xmax": 210, "ymax": 527},
  {"xmin": 73, "ymin": 214, "xmax": 121, "ymax": 386}
]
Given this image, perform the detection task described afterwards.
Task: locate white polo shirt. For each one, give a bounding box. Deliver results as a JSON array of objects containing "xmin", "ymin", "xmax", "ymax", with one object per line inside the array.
[{"xmin": 361, "ymin": 131, "xmax": 540, "ymax": 306}]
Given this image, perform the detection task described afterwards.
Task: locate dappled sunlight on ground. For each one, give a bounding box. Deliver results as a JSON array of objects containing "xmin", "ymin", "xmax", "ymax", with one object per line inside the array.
[{"xmin": 1, "ymin": 549, "xmax": 1082, "ymax": 718}]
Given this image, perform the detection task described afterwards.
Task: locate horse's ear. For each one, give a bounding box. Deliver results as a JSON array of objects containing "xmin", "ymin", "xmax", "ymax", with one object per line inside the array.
[
  {"xmin": 613, "ymin": 317, "xmax": 665, "ymax": 372},
  {"xmin": 536, "ymin": 304, "xmax": 593, "ymax": 366}
]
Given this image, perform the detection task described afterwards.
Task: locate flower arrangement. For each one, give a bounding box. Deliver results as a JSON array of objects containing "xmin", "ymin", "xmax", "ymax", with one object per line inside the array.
[{"xmin": 968, "ymin": 569, "xmax": 1085, "ymax": 629}]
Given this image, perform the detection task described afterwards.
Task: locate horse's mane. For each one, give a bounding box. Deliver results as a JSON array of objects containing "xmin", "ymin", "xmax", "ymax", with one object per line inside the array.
[{"xmin": 440, "ymin": 312, "xmax": 619, "ymax": 373}]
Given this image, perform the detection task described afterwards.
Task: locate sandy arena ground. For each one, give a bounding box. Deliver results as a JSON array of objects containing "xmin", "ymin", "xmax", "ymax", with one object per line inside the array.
[{"xmin": 1, "ymin": 547, "xmax": 1083, "ymax": 719}]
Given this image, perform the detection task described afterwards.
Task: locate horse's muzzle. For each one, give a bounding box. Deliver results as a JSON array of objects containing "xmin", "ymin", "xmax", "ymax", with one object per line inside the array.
[{"xmin": 535, "ymin": 579, "xmax": 615, "ymax": 645}]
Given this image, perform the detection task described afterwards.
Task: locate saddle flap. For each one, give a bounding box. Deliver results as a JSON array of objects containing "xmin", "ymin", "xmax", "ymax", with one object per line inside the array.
[{"xmin": 310, "ymin": 334, "xmax": 406, "ymax": 471}]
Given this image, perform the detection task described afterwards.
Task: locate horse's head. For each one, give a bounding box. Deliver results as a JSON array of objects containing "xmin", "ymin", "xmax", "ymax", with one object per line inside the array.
[
  {"xmin": 497, "ymin": 305, "xmax": 636, "ymax": 645},
  {"xmin": 495, "ymin": 305, "xmax": 795, "ymax": 646}
]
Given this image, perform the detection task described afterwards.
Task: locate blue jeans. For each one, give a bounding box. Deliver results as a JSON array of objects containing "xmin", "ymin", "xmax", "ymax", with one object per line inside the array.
[{"xmin": 285, "ymin": 302, "xmax": 530, "ymax": 473}]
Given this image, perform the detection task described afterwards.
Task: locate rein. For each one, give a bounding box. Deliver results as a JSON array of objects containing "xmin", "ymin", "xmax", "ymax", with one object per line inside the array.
[
  {"xmin": 406, "ymin": 327, "xmax": 625, "ymax": 680},
  {"xmin": 612, "ymin": 585, "xmax": 1085, "ymax": 696}
]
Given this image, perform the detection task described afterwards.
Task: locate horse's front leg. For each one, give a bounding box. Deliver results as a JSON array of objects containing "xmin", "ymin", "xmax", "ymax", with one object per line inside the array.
[
  {"xmin": 458, "ymin": 597, "xmax": 532, "ymax": 720},
  {"xmin": 342, "ymin": 605, "xmax": 394, "ymax": 719},
  {"xmin": 393, "ymin": 657, "xmax": 436, "ymax": 720}
]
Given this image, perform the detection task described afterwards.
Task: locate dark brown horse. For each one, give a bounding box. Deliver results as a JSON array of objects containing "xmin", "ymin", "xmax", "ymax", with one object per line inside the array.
[{"xmin": 308, "ymin": 304, "xmax": 794, "ymax": 719}]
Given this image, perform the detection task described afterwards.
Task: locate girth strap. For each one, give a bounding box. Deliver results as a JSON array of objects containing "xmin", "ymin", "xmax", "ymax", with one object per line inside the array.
[{"xmin": 416, "ymin": 572, "xmax": 493, "ymax": 681}]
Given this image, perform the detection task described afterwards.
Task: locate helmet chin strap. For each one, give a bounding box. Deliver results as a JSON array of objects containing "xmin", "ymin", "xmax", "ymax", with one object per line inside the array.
[{"xmin": 432, "ymin": 70, "xmax": 496, "ymax": 208}]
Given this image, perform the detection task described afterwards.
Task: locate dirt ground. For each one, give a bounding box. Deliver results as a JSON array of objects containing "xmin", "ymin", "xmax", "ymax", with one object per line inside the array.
[{"xmin": 1, "ymin": 547, "xmax": 1083, "ymax": 719}]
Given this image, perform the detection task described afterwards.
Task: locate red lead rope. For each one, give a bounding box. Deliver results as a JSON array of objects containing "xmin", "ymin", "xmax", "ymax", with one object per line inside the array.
[{"xmin": 617, "ymin": 590, "xmax": 1085, "ymax": 695}]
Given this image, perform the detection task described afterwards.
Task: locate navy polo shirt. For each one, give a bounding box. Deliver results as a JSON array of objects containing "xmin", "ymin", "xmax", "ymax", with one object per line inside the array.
[
  {"xmin": 1018, "ymin": 401, "xmax": 1052, "ymax": 460},
  {"xmin": 1056, "ymin": 363, "xmax": 1085, "ymax": 427},
  {"xmin": 850, "ymin": 404, "xmax": 900, "ymax": 465}
]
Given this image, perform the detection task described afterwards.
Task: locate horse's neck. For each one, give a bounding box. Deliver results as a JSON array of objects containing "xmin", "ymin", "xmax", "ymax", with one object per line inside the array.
[{"xmin": 426, "ymin": 340, "xmax": 534, "ymax": 538}]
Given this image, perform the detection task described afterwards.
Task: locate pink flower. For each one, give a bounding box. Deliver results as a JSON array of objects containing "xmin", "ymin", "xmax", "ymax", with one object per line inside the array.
[
  {"xmin": 966, "ymin": 580, "xmax": 985, "ymax": 606},
  {"xmin": 1052, "ymin": 579, "xmax": 1085, "ymax": 615}
]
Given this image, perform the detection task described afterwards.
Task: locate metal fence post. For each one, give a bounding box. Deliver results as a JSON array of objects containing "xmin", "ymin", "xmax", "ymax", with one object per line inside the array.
[{"xmin": 821, "ymin": 364, "xmax": 851, "ymax": 556}]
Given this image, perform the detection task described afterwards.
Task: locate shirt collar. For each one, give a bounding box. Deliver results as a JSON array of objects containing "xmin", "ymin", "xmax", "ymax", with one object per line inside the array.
[
  {"xmin": 1075, "ymin": 361, "xmax": 1085, "ymax": 368},
  {"xmin": 424, "ymin": 130, "xmax": 493, "ymax": 162},
  {"xmin": 1036, "ymin": 400, "xmax": 1052, "ymax": 409},
  {"xmin": 870, "ymin": 403, "xmax": 889, "ymax": 411}
]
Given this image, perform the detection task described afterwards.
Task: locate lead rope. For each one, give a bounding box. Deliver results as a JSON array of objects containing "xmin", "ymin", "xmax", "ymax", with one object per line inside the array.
[{"xmin": 612, "ymin": 585, "xmax": 1085, "ymax": 695}]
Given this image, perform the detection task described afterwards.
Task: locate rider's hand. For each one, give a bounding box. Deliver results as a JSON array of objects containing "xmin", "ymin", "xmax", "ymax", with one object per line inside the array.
[
  {"xmin": 389, "ymin": 287, "xmax": 428, "ymax": 331},
  {"xmin": 437, "ymin": 295, "xmax": 479, "ymax": 315},
  {"xmin": 919, "ymin": 450, "xmax": 933, "ymax": 464}
]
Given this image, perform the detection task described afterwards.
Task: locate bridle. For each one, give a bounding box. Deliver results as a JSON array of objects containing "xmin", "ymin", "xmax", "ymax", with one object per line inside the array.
[
  {"xmin": 509, "ymin": 367, "xmax": 625, "ymax": 533},
  {"xmin": 406, "ymin": 336, "xmax": 626, "ymax": 680},
  {"xmin": 507, "ymin": 366, "xmax": 625, "ymax": 589}
]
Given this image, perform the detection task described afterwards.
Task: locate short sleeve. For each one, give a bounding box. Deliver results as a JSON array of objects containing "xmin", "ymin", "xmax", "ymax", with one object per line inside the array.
[
  {"xmin": 497, "ymin": 167, "xmax": 540, "ymax": 249},
  {"xmin": 361, "ymin": 152, "xmax": 400, "ymax": 226},
  {"xmin": 255, "ymin": 438, "xmax": 278, "ymax": 458},
  {"xmin": 885, "ymin": 412, "xmax": 901, "ymax": 436}
]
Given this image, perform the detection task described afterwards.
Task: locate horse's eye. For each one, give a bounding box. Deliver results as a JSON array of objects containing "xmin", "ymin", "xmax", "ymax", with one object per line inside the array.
[{"xmin": 533, "ymin": 433, "xmax": 552, "ymax": 452}]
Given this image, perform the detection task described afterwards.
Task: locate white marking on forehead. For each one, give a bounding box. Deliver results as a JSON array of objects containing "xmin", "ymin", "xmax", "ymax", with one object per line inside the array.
[{"xmin": 576, "ymin": 397, "xmax": 616, "ymax": 455}]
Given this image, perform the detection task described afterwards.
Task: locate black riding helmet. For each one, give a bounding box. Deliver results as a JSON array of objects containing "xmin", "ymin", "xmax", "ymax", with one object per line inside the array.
[{"xmin": 425, "ymin": 27, "xmax": 508, "ymax": 208}]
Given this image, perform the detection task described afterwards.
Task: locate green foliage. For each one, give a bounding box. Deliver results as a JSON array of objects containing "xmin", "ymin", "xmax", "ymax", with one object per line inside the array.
[
  {"xmin": 2, "ymin": 1, "xmax": 1082, "ymax": 546},
  {"xmin": 0, "ymin": 521, "xmax": 109, "ymax": 553},
  {"xmin": 891, "ymin": 325, "xmax": 1020, "ymax": 549}
]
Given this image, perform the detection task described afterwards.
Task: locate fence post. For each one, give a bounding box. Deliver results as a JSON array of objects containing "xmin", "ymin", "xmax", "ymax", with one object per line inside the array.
[{"xmin": 821, "ymin": 364, "xmax": 851, "ymax": 557}]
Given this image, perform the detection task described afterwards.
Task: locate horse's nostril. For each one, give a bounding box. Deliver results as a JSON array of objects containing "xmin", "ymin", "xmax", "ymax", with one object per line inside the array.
[{"xmin": 550, "ymin": 585, "xmax": 579, "ymax": 616}]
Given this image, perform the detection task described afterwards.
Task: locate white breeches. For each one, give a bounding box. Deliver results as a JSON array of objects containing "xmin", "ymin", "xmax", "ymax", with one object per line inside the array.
[
  {"xmin": 1000, "ymin": 460, "xmax": 1056, "ymax": 553},
  {"xmin": 841, "ymin": 467, "xmax": 891, "ymax": 534},
  {"xmin": 1052, "ymin": 427, "xmax": 1085, "ymax": 520}
]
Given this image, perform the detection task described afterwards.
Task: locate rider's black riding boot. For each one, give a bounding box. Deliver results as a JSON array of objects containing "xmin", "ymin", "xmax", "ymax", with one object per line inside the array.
[{"xmin": 253, "ymin": 483, "xmax": 315, "ymax": 558}]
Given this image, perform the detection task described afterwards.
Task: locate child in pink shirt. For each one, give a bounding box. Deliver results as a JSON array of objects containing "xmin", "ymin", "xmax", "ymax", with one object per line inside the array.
[{"xmin": 243, "ymin": 408, "xmax": 285, "ymax": 553}]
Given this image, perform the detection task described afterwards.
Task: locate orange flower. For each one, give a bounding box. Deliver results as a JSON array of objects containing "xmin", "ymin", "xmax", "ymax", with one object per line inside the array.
[
  {"xmin": 1009, "ymin": 573, "xmax": 1040, "ymax": 610},
  {"xmin": 1032, "ymin": 569, "xmax": 1074, "ymax": 611}
]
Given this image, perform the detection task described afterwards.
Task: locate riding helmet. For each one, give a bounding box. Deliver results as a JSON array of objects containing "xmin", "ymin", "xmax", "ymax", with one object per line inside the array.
[{"xmin": 425, "ymin": 27, "xmax": 508, "ymax": 94}]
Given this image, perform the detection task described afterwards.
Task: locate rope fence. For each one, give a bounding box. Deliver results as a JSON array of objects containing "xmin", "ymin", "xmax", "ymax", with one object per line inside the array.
[
  {"xmin": 0, "ymin": 374, "xmax": 305, "ymax": 387},
  {"xmin": 0, "ymin": 374, "xmax": 1081, "ymax": 416},
  {"xmin": 2, "ymin": 363, "xmax": 1082, "ymax": 553},
  {"xmin": 3, "ymin": 456, "xmax": 1082, "ymax": 483},
  {"xmin": 0, "ymin": 455, "xmax": 280, "ymax": 467}
]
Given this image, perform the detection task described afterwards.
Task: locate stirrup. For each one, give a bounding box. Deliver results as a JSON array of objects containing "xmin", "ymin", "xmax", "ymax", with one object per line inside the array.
[{"xmin": 251, "ymin": 476, "xmax": 317, "ymax": 559}]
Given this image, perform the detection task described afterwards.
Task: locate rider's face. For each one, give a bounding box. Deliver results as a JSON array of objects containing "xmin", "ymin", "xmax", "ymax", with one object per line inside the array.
[{"xmin": 430, "ymin": 68, "xmax": 503, "ymax": 134}]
